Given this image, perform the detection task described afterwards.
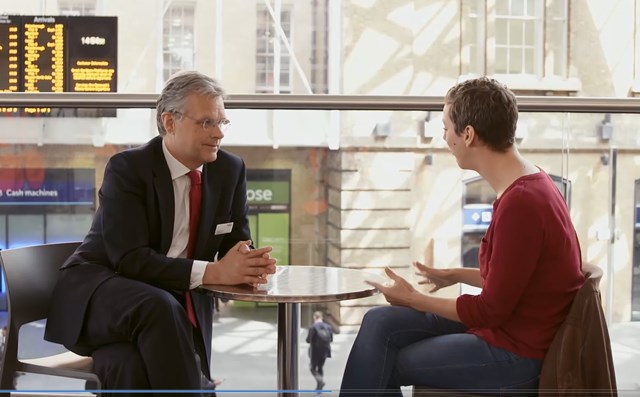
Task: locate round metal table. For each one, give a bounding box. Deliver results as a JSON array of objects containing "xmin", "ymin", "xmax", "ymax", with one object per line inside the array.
[{"xmin": 198, "ymin": 265, "xmax": 384, "ymax": 397}]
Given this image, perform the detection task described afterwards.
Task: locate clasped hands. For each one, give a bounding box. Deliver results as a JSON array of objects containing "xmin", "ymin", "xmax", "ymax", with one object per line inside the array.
[
  {"xmin": 203, "ymin": 240, "xmax": 277, "ymax": 288},
  {"xmin": 365, "ymin": 261, "xmax": 455, "ymax": 306}
]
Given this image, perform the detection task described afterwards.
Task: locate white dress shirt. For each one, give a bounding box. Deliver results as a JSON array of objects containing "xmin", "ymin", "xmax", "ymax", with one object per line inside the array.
[{"xmin": 162, "ymin": 139, "xmax": 208, "ymax": 289}]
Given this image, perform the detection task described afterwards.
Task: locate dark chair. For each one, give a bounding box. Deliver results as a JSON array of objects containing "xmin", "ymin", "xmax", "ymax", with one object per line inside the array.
[
  {"xmin": 0, "ymin": 242, "xmax": 101, "ymax": 394},
  {"xmin": 414, "ymin": 263, "xmax": 614, "ymax": 397}
]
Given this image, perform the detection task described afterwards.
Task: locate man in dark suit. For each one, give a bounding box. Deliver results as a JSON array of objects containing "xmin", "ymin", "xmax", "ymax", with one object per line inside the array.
[
  {"xmin": 306, "ymin": 311, "xmax": 333, "ymax": 391},
  {"xmin": 44, "ymin": 71, "xmax": 277, "ymax": 394}
]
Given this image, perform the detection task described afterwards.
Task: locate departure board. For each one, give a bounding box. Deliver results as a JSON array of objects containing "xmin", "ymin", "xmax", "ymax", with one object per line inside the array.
[
  {"xmin": 66, "ymin": 16, "xmax": 117, "ymax": 93},
  {"xmin": 0, "ymin": 15, "xmax": 117, "ymax": 116},
  {"xmin": 0, "ymin": 15, "xmax": 20, "ymax": 115}
]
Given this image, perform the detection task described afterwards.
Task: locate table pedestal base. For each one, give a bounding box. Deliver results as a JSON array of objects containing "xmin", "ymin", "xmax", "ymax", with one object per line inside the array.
[{"xmin": 277, "ymin": 302, "xmax": 299, "ymax": 397}]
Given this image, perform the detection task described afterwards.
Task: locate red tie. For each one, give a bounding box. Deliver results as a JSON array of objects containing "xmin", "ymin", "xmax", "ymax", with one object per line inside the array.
[{"xmin": 185, "ymin": 170, "xmax": 201, "ymax": 327}]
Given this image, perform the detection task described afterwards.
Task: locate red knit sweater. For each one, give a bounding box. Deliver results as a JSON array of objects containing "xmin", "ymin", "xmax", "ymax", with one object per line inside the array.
[{"xmin": 456, "ymin": 171, "xmax": 584, "ymax": 359}]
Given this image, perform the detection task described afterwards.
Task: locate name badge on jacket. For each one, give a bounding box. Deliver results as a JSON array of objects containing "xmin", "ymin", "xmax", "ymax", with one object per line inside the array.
[{"xmin": 215, "ymin": 222, "xmax": 234, "ymax": 235}]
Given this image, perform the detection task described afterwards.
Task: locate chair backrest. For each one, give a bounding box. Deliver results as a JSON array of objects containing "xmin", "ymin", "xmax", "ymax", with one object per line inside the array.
[
  {"xmin": 538, "ymin": 262, "xmax": 617, "ymax": 395},
  {"xmin": 0, "ymin": 241, "xmax": 80, "ymax": 382},
  {"xmin": 0, "ymin": 242, "xmax": 80, "ymax": 331},
  {"xmin": 0, "ymin": 242, "xmax": 103, "ymax": 392},
  {"xmin": 581, "ymin": 262, "xmax": 603, "ymax": 287}
]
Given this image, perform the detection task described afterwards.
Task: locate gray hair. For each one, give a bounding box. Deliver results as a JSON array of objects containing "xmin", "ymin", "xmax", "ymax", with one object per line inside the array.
[{"xmin": 156, "ymin": 70, "xmax": 226, "ymax": 136}]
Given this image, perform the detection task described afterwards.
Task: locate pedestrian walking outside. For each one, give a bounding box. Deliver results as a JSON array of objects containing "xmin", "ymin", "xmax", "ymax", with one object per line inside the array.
[{"xmin": 306, "ymin": 311, "xmax": 333, "ymax": 391}]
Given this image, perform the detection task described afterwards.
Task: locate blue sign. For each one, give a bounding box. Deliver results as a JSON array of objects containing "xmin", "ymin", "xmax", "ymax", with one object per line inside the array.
[
  {"xmin": 636, "ymin": 205, "xmax": 640, "ymax": 229},
  {"xmin": 0, "ymin": 168, "xmax": 95, "ymax": 205},
  {"xmin": 463, "ymin": 204, "xmax": 493, "ymax": 231}
]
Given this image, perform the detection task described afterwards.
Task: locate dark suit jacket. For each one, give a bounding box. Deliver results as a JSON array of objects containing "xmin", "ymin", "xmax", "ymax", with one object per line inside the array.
[
  {"xmin": 44, "ymin": 135, "xmax": 251, "ymax": 376},
  {"xmin": 306, "ymin": 322, "xmax": 333, "ymax": 360}
]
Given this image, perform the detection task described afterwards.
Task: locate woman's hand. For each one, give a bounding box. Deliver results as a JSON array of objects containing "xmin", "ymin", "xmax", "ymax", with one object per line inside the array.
[
  {"xmin": 366, "ymin": 267, "xmax": 420, "ymax": 308},
  {"xmin": 414, "ymin": 261, "xmax": 456, "ymax": 293}
]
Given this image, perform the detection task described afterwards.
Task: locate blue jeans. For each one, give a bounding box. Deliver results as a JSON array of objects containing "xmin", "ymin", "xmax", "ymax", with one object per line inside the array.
[{"xmin": 339, "ymin": 306, "xmax": 542, "ymax": 397}]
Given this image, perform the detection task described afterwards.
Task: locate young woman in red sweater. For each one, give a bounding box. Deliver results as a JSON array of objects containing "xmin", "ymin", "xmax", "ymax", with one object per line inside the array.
[{"xmin": 339, "ymin": 77, "xmax": 584, "ymax": 397}]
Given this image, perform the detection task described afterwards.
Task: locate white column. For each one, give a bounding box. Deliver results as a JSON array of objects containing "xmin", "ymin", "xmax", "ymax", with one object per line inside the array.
[{"xmin": 327, "ymin": 0, "xmax": 342, "ymax": 150}]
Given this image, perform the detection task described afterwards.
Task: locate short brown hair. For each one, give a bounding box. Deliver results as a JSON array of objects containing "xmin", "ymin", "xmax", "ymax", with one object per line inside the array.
[{"xmin": 444, "ymin": 77, "xmax": 518, "ymax": 152}]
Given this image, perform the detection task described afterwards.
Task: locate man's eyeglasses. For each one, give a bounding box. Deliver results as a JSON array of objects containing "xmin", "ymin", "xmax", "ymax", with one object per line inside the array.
[{"xmin": 174, "ymin": 112, "xmax": 231, "ymax": 133}]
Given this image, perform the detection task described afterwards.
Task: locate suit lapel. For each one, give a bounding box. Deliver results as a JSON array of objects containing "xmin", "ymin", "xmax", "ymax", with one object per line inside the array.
[
  {"xmin": 196, "ymin": 162, "xmax": 222, "ymax": 257},
  {"xmin": 152, "ymin": 137, "xmax": 175, "ymax": 254}
]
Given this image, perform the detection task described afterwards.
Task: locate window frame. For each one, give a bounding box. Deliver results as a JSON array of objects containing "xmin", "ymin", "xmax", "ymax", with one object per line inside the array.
[
  {"xmin": 57, "ymin": 0, "xmax": 97, "ymax": 16},
  {"xmin": 162, "ymin": 2, "xmax": 196, "ymax": 82},
  {"xmin": 255, "ymin": 5, "xmax": 293, "ymax": 94},
  {"xmin": 460, "ymin": 0, "xmax": 573, "ymax": 93},
  {"xmin": 490, "ymin": 0, "xmax": 544, "ymax": 77}
]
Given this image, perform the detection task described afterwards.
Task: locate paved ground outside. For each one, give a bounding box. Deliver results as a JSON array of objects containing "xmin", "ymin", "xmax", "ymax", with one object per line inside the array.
[{"xmin": 4, "ymin": 302, "xmax": 640, "ymax": 396}]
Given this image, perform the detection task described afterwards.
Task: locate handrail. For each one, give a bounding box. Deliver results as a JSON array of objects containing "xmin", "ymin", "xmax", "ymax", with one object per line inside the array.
[{"xmin": 0, "ymin": 92, "xmax": 638, "ymax": 113}]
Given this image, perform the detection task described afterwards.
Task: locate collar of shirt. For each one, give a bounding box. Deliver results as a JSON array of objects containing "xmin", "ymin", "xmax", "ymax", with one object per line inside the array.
[
  {"xmin": 161, "ymin": 138, "xmax": 203, "ymax": 179},
  {"xmin": 161, "ymin": 138, "xmax": 208, "ymax": 289}
]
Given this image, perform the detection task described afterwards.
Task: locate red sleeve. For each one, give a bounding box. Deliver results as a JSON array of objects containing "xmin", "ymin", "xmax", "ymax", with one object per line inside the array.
[{"xmin": 457, "ymin": 188, "xmax": 544, "ymax": 328}]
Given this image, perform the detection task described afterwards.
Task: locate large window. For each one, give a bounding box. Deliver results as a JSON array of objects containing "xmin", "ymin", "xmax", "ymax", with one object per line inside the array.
[
  {"xmin": 163, "ymin": 3, "xmax": 195, "ymax": 82},
  {"xmin": 461, "ymin": 0, "xmax": 568, "ymax": 79},
  {"xmin": 494, "ymin": 0, "xmax": 541, "ymax": 75},
  {"xmin": 256, "ymin": 5, "xmax": 292, "ymax": 93}
]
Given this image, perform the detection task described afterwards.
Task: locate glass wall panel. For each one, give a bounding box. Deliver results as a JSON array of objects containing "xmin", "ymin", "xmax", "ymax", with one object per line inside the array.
[
  {"xmin": 46, "ymin": 213, "xmax": 93, "ymax": 243},
  {"xmin": 0, "ymin": 0, "xmax": 639, "ymax": 391},
  {"xmin": 0, "ymin": 215, "xmax": 5, "ymax": 250},
  {"xmin": 7, "ymin": 214, "xmax": 44, "ymax": 248}
]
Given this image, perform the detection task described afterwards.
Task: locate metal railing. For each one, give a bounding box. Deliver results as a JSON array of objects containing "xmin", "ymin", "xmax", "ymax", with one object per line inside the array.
[{"xmin": 0, "ymin": 92, "xmax": 639, "ymax": 113}]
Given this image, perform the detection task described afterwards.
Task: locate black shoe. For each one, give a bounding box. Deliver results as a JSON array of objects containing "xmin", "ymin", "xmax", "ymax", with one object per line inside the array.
[{"xmin": 316, "ymin": 380, "xmax": 325, "ymax": 390}]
